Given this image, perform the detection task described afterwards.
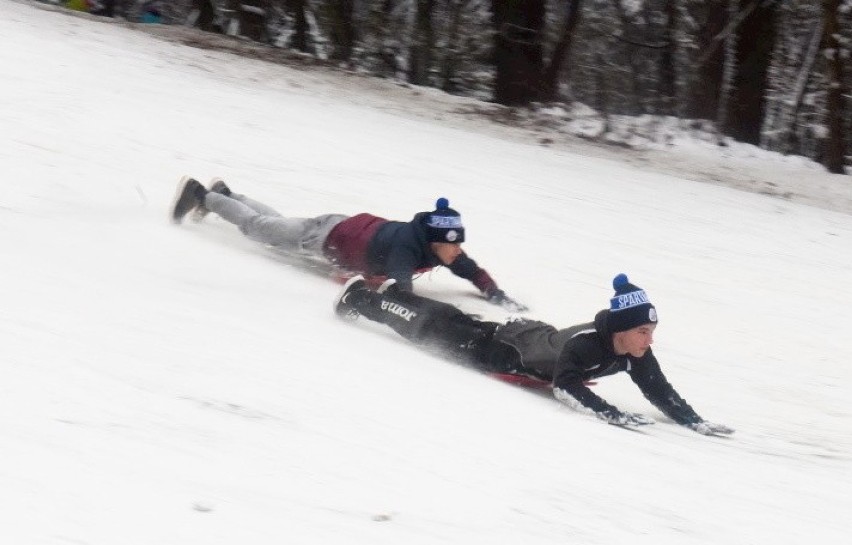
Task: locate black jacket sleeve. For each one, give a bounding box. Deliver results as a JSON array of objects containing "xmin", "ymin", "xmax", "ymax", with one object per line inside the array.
[
  {"xmin": 552, "ymin": 338, "xmax": 621, "ymax": 415},
  {"xmin": 557, "ymin": 378, "xmax": 620, "ymax": 415},
  {"xmin": 448, "ymin": 252, "xmax": 498, "ymax": 293},
  {"xmin": 628, "ymin": 350, "xmax": 702, "ymax": 425}
]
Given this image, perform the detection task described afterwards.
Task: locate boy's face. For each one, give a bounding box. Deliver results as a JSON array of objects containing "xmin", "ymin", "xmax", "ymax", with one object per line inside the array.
[
  {"xmin": 613, "ymin": 323, "xmax": 656, "ymax": 358},
  {"xmin": 430, "ymin": 242, "xmax": 463, "ymax": 265}
]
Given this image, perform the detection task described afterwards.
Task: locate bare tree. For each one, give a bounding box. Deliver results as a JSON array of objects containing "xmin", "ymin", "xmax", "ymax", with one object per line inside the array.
[
  {"xmin": 715, "ymin": 0, "xmax": 738, "ymax": 144},
  {"xmin": 761, "ymin": 12, "xmax": 824, "ymax": 154},
  {"xmin": 326, "ymin": 0, "xmax": 355, "ymax": 61},
  {"xmin": 658, "ymin": 0, "xmax": 677, "ymax": 115},
  {"xmin": 686, "ymin": 0, "xmax": 726, "ymax": 120},
  {"xmin": 725, "ymin": 0, "xmax": 777, "ymax": 143},
  {"xmin": 821, "ymin": 0, "xmax": 848, "ymax": 173},
  {"xmin": 188, "ymin": 0, "xmax": 222, "ymax": 32},
  {"xmin": 225, "ymin": 0, "xmax": 272, "ymax": 43},
  {"xmin": 610, "ymin": 0, "xmax": 646, "ymax": 112},
  {"xmin": 439, "ymin": 0, "xmax": 467, "ymax": 92},
  {"xmin": 292, "ymin": 0, "xmax": 311, "ymax": 52},
  {"xmin": 491, "ymin": 0, "xmax": 545, "ymax": 106},
  {"xmin": 539, "ymin": 0, "xmax": 583, "ymax": 102},
  {"xmin": 409, "ymin": 0, "xmax": 436, "ymax": 85},
  {"xmin": 359, "ymin": 1, "xmax": 406, "ymax": 78},
  {"xmin": 438, "ymin": 0, "xmax": 492, "ymax": 94}
]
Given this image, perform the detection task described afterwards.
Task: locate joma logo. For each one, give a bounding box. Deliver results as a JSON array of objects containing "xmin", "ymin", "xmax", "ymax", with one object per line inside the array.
[{"xmin": 381, "ymin": 301, "xmax": 417, "ymax": 321}]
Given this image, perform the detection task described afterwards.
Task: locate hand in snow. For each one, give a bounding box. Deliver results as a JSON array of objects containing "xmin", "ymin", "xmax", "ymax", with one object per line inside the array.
[
  {"xmin": 486, "ymin": 288, "xmax": 528, "ymax": 312},
  {"xmin": 623, "ymin": 412, "xmax": 656, "ymax": 426},
  {"xmin": 596, "ymin": 409, "xmax": 655, "ymax": 427},
  {"xmin": 689, "ymin": 421, "xmax": 735, "ymax": 436}
]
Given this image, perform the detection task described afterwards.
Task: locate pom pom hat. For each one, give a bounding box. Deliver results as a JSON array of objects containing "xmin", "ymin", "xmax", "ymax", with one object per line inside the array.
[
  {"xmin": 424, "ymin": 197, "xmax": 465, "ymax": 243},
  {"xmin": 607, "ymin": 274, "xmax": 658, "ymax": 333}
]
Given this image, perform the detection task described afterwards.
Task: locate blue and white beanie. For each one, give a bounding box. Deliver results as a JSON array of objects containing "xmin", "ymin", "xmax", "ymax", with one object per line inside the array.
[
  {"xmin": 608, "ymin": 274, "xmax": 658, "ymax": 333},
  {"xmin": 424, "ymin": 198, "xmax": 465, "ymax": 243}
]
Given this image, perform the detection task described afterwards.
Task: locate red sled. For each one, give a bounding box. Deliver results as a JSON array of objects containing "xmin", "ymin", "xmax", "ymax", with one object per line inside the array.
[
  {"xmin": 489, "ymin": 373, "xmax": 551, "ymax": 390},
  {"xmin": 488, "ymin": 373, "xmax": 596, "ymax": 390}
]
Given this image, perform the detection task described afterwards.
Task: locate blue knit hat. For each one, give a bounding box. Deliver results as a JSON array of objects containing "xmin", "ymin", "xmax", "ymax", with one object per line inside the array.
[
  {"xmin": 424, "ymin": 198, "xmax": 465, "ymax": 243},
  {"xmin": 608, "ymin": 274, "xmax": 658, "ymax": 332}
]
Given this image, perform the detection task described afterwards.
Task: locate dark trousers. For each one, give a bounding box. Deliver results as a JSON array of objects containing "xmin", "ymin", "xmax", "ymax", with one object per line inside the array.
[{"xmin": 351, "ymin": 288, "xmax": 503, "ymax": 369}]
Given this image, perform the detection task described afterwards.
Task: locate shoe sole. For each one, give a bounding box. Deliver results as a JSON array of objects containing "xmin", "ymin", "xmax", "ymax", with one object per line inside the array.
[
  {"xmin": 334, "ymin": 274, "xmax": 366, "ymax": 319},
  {"xmin": 169, "ymin": 175, "xmax": 198, "ymax": 225},
  {"xmin": 377, "ymin": 278, "xmax": 397, "ymax": 294}
]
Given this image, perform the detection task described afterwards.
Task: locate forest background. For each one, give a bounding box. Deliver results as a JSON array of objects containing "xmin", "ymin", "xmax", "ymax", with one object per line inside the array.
[{"xmin": 52, "ymin": 0, "xmax": 850, "ymax": 175}]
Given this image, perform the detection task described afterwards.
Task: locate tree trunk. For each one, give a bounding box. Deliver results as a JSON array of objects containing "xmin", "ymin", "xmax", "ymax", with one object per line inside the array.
[
  {"xmin": 689, "ymin": 0, "xmax": 774, "ymax": 143},
  {"xmin": 539, "ymin": 0, "xmax": 583, "ymax": 102},
  {"xmin": 658, "ymin": 0, "xmax": 677, "ymax": 115},
  {"xmin": 594, "ymin": 51, "xmax": 611, "ymax": 136},
  {"xmin": 409, "ymin": 0, "xmax": 435, "ymax": 85},
  {"xmin": 715, "ymin": 0, "xmax": 738, "ymax": 143},
  {"xmin": 724, "ymin": 0, "xmax": 777, "ymax": 144},
  {"xmin": 328, "ymin": 0, "xmax": 356, "ymax": 61},
  {"xmin": 91, "ymin": 0, "xmax": 116, "ymax": 16},
  {"xmin": 492, "ymin": 0, "xmax": 546, "ymax": 106},
  {"xmin": 227, "ymin": 0, "xmax": 271, "ymax": 43},
  {"xmin": 289, "ymin": 0, "xmax": 309, "ymax": 52},
  {"xmin": 440, "ymin": 0, "xmax": 465, "ymax": 93},
  {"xmin": 762, "ymin": 18, "xmax": 824, "ymax": 153},
  {"xmin": 189, "ymin": 0, "xmax": 219, "ymax": 32},
  {"xmin": 688, "ymin": 0, "xmax": 726, "ymax": 120},
  {"xmin": 610, "ymin": 0, "xmax": 645, "ymax": 114},
  {"xmin": 822, "ymin": 0, "xmax": 847, "ymax": 174}
]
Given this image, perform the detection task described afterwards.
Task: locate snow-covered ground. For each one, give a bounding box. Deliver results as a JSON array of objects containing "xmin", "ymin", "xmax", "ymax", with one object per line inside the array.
[{"xmin": 2, "ymin": 1, "xmax": 850, "ymax": 544}]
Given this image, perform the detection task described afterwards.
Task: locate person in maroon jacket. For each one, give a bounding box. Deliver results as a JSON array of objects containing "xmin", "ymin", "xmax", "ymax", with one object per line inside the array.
[{"xmin": 170, "ymin": 175, "xmax": 527, "ymax": 311}]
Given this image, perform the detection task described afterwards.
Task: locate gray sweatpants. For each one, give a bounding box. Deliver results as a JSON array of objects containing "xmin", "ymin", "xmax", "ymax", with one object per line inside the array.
[{"xmin": 204, "ymin": 192, "xmax": 348, "ymax": 257}]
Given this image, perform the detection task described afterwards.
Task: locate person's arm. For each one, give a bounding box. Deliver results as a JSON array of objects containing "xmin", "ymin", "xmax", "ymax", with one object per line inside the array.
[
  {"xmin": 552, "ymin": 342, "xmax": 653, "ymax": 426},
  {"xmin": 629, "ymin": 351, "xmax": 734, "ymax": 435},
  {"xmin": 449, "ymin": 253, "xmax": 528, "ymax": 311}
]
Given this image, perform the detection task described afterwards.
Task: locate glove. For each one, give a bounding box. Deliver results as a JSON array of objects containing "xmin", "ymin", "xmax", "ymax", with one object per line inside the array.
[
  {"xmin": 596, "ymin": 409, "xmax": 655, "ymax": 427},
  {"xmin": 486, "ymin": 288, "xmax": 529, "ymax": 312},
  {"xmin": 689, "ymin": 420, "xmax": 735, "ymax": 435}
]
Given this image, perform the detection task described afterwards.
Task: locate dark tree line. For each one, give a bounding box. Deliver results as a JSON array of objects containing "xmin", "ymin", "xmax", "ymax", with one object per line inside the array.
[{"xmin": 129, "ymin": 0, "xmax": 850, "ymax": 173}]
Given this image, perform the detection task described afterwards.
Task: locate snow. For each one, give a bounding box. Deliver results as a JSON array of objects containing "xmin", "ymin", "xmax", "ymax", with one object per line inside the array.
[{"xmin": 2, "ymin": 1, "xmax": 851, "ymax": 544}]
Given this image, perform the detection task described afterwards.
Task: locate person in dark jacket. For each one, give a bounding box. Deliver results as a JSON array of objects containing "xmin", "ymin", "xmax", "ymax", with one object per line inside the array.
[
  {"xmin": 334, "ymin": 272, "xmax": 734, "ymax": 435},
  {"xmin": 169, "ymin": 175, "xmax": 526, "ymax": 311}
]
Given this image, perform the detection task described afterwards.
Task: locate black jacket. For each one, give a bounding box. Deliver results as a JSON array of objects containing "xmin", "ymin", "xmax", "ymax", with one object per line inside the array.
[
  {"xmin": 491, "ymin": 310, "xmax": 702, "ymax": 425},
  {"xmin": 366, "ymin": 212, "xmax": 493, "ymax": 292}
]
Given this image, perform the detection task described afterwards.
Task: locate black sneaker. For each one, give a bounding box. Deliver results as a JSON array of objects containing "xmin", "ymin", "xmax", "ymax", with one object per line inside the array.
[
  {"xmin": 191, "ymin": 177, "xmax": 232, "ymax": 222},
  {"xmin": 170, "ymin": 176, "xmax": 206, "ymax": 224},
  {"xmin": 334, "ymin": 275, "xmax": 368, "ymax": 320},
  {"xmin": 377, "ymin": 278, "xmax": 398, "ymax": 294}
]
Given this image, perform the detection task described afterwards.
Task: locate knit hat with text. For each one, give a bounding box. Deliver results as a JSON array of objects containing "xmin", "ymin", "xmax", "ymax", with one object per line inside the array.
[
  {"xmin": 423, "ymin": 198, "xmax": 465, "ymax": 243},
  {"xmin": 607, "ymin": 274, "xmax": 658, "ymax": 333}
]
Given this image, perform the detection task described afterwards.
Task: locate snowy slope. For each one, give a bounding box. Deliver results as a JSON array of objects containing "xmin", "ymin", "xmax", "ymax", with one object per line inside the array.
[{"xmin": 2, "ymin": 2, "xmax": 850, "ymax": 544}]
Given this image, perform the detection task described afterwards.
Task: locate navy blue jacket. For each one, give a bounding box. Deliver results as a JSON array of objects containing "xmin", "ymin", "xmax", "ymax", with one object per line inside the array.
[{"xmin": 365, "ymin": 212, "xmax": 495, "ymax": 292}]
